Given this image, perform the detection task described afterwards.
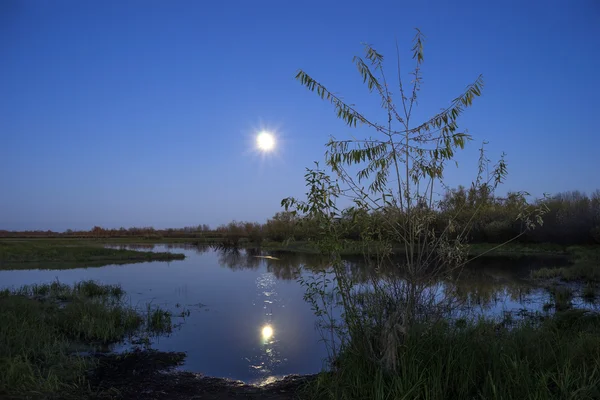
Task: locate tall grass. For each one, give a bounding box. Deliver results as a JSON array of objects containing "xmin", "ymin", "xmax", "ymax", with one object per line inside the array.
[
  {"xmin": 15, "ymin": 279, "xmax": 124, "ymax": 301},
  {"xmin": 305, "ymin": 312, "xmax": 600, "ymax": 400},
  {"xmin": 0, "ymin": 280, "xmax": 174, "ymax": 398},
  {"xmin": 0, "ymin": 295, "xmax": 91, "ymax": 396},
  {"xmin": 146, "ymin": 304, "xmax": 173, "ymax": 334},
  {"xmin": 550, "ymin": 286, "xmax": 574, "ymax": 311}
]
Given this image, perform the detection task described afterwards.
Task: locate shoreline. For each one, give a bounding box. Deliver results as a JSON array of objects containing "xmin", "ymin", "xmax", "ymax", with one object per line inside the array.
[{"xmin": 89, "ymin": 348, "xmax": 314, "ymax": 400}]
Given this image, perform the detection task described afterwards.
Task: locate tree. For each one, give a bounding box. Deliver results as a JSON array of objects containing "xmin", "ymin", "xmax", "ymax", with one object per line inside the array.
[
  {"xmin": 91, "ymin": 226, "xmax": 105, "ymax": 238},
  {"xmin": 263, "ymin": 211, "xmax": 299, "ymax": 242},
  {"xmin": 283, "ymin": 30, "xmax": 546, "ymax": 372}
]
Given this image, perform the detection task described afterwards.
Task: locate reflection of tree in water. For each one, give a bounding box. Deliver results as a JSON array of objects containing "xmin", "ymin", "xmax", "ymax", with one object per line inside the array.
[
  {"xmin": 212, "ymin": 247, "xmax": 304, "ymax": 278},
  {"xmin": 265, "ymin": 259, "xmax": 301, "ymax": 280},
  {"xmin": 213, "ymin": 248, "xmax": 366, "ymax": 281},
  {"xmin": 115, "ymin": 243, "xmax": 217, "ymax": 254},
  {"xmin": 212, "ymin": 246, "xmax": 547, "ymax": 312},
  {"xmin": 264, "ymin": 252, "xmax": 372, "ymax": 282},
  {"xmin": 215, "ymin": 247, "xmax": 262, "ymax": 270},
  {"xmin": 164, "ymin": 243, "xmax": 213, "ymax": 254},
  {"xmin": 443, "ymin": 260, "xmax": 539, "ymax": 311}
]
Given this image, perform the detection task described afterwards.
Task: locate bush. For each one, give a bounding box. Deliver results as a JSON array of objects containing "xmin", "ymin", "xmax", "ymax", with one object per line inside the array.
[{"xmin": 482, "ymin": 220, "xmax": 514, "ymax": 243}]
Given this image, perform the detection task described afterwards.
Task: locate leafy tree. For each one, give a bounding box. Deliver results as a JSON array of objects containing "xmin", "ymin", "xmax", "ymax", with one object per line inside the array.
[
  {"xmin": 283, "ymin": 30, "xmax": 546, "ymax": 372},
  {"xmin": 263, "ymin": 211, "xmax": 299, "ymax": 242}
]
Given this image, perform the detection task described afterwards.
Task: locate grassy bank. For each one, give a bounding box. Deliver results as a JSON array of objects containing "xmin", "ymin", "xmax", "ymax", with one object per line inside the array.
[
  {"xmin": 532, "ymin": 246, "xmax": 600, "ymax": 283},
  {"xmin": 0, "ymin": 240, "xmax": 185, "ymax": 270},
  {"xmin": 305, "ymin": 311, "xmax": 600, "ymax": 400},
  {"xmin": 0, "ymin": 280, "xmax": 173, "ymax": 399}
]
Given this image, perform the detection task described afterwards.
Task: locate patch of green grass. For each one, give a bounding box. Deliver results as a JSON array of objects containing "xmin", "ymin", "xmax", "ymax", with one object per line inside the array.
[
  {"xmin": 305, "ymin": 312, "xmax": 600, "ymax": 400},
  {"xmin": 532, "ymin": 264, "xmax": 600, "ymax": 282},
  {"xmin": 529, "ymin": 246, "xmax": 600, "ymax": 283},
  {"xmin": 0, "ymin": 281, "xmax": 174, "ymax": 398},
  {"xmin": 0, "ymin": 295, "xmax": 91, "ymax": 397},
  {"xmin": 74, "ymin": 280, "xmax": 124, "ymax": 298},
  {"xmin": 146, "ymin": 305, "xmax": 173, "ymax": 334},
  {"xmin": 13, "ymin": 279, "xmax": 125, "ymax": 303},
  {"xmin": 56, "ymin": 300, "xmax": 143, "ymax": 343},
  {"xmin": 0, "ymin": 240, "xmax": 185, "ymax": 270}
]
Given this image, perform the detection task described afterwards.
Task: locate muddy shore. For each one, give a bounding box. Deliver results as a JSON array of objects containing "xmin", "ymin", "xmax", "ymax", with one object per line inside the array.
[{"xmin": 86, "ymin": 349, "xmax": 314, "ymax": 400}]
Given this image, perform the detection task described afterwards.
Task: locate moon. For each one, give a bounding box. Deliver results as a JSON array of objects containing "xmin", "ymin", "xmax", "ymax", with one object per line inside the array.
[{"xmin": 256, "ymin": 131, "xmax": 276, "ymax": 152}]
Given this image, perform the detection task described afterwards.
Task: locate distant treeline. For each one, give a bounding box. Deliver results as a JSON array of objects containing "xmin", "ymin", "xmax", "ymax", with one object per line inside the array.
[
  {"xmin": 2, "ymin": 189, "xmax": 599, "ymax": 246},
  {"xmin": 0, "ymin": 225, "xmax": 217, "ymax": 240},
  {"xmin": 247, "ymin": 188, "xmax": 600, "ymax": 246}
]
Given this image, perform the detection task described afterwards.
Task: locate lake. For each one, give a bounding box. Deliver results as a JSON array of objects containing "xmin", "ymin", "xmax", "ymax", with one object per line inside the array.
[{"xmin": 0, "ymin": 244, "xmax": 589, "ymax": 384}]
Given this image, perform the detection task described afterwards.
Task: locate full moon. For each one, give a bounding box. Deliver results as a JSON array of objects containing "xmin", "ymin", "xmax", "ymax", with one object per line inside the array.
[{"xmin": 256, "ymin": 131, "xmax": 276, "ymax": 152}]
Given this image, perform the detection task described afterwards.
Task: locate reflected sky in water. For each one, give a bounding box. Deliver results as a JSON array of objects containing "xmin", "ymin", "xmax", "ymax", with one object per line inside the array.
[
  {"xmin": 0, "ymin": 244, "xmax": 593, "ymax": 382},
  {"xmin": 0, "ymin": 245, "xmax": 329, "ymax": 383}
]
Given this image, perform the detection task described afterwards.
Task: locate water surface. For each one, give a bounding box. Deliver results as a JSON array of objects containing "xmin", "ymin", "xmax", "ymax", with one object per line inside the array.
[{"xmin": 0, "ymin": 244, "xmax": 590, "ymax": 383}]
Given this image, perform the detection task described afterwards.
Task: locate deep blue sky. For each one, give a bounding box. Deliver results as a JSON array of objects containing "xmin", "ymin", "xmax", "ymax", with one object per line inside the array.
[{"xmin": 1, "ymin": 0, "xmax": 599, "ymax": 231}]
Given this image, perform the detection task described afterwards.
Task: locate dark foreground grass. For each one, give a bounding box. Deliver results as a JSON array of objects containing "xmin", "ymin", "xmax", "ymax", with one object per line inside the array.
[
  {"xmin": 0, "ymin": 280, "xmax": 173, "ymax": 399},
  {"xmin": 304, "ymin": 311, "xmax": 600, "ymax": 400},
  {"xmin": 0, "ymin": 240, "xmax": 185, "ymax": 270}
]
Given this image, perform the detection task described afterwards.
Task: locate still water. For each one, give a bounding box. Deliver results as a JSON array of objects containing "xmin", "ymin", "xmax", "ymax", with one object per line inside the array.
[{"xmin": 0, "ymin": 244, "xmax": 584, "ymax": 383}]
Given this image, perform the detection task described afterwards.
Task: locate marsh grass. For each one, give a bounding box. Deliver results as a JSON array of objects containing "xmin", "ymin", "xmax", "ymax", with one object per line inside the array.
[
  {"xmin": 146, "ymin": 304, "xmax": 173, "ymax": 334},
  {"xmin": 549, "ymin": 286, "xmax": 573, "ymax": 311},
  {"xmin": 0, "ymin": 294, "xmax": 91, "ymax": 397},
  {"xmin": 75, "ymin": 280, "xmax": 125, "ymax": 298},
  {"xmin": 14, "ymin": 280, "xmax": 125, "ymax": 302},
  {"xmin": 0, "ymin": 240, "xmax": 185, "ymax": 270},
  {"xmin": 533, "ymin": 264, "xmax": 600, "ymax": 282},
  {"xmin": 531, "ymin": 246, "xmax": 600, "ymax": 283},
  {"xmin": 304, "ymin": 312, "xmax": 600, "ymax": 400},
  {"xmin": 0, "ymin": 280, "xmax": 174, "ymax": 398}
]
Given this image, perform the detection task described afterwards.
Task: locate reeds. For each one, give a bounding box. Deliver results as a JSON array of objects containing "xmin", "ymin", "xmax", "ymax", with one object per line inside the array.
[
  {"xmin": 0, "ymin": 280, "xmax": 174, "ymax": 398},
  {"xmin": 304, "ymin": 312, "xmax": 600, "ymax": 400}
]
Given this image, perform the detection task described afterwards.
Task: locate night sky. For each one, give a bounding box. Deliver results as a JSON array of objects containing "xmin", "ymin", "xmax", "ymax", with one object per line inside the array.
[{"xmin": 1, "ymin": 0, "xmax": 599, "ymax": 230}]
